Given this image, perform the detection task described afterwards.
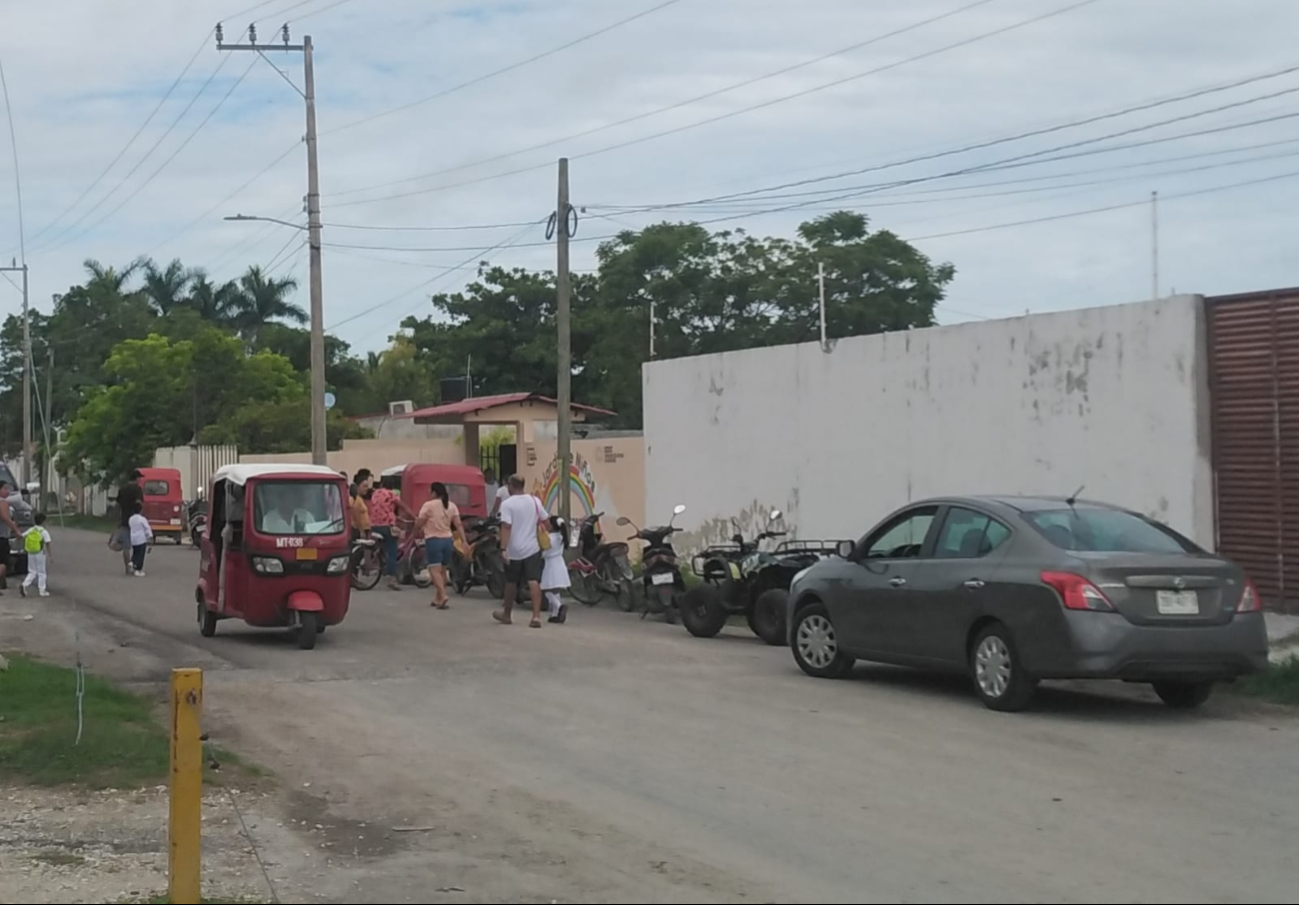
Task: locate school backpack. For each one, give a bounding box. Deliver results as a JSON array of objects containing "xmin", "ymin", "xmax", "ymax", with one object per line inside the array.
[{"xmin": 23, "ymin": 528, "xmax": 43, "ymax": 554}]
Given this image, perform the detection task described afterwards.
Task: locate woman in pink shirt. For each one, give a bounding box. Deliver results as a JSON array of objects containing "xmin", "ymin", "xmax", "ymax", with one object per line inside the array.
[
  {"xmin": 411, "ymin": 481, "xmax": 468, "ymax": 609},
  {"xmin": 366, "ymin": 482, "xmax": 414, "ymax": 590}
]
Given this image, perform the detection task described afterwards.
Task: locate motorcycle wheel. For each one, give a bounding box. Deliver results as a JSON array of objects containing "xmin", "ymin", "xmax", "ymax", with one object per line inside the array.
[
  {"xmin": 680, "ymin": 585, "xmax": 727, "ymax": 637},
  {"xmin": 616, "ymin": 578, "xmax": 636, "ymax": 612},
  {"xmin": 750, "ymin": 588, "xmax": 788, "ymax": 646},
  {"xmin": 486, "ymin": 567, "xmax": 505, "ymax": 600},
  {"xmin": 351, "ymin": 548, "xmax": 382, "ymax": 591},
  {"xmin": 569, "ymin": 569, "xmax": 603, "ymax": 606},
  {"xmin": 408, "ymin": 545, "xmax": 433, "ymax": 589}
]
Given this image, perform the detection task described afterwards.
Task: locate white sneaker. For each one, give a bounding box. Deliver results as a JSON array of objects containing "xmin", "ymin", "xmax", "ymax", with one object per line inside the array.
[
  {"xmin": 38, "ymin": 591, "xmax": 49, "ymax": 597},
  {"xmin": 133, "ymin": 570, "xmax": 146, "ymax": 577}
]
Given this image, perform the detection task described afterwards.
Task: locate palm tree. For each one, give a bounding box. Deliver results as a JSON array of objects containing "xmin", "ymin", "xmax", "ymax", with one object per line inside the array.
[
  {"xmin": 186, "ymin": 269, "xmax": 240, "ymax": 324},
  {"xmin": 227, "ymin": 266, "xmax": 305, "ymax": 341},
  {"xmin": 82, "ymin": 257, "xmax": 146, "ymax": 295},
  {"xmin": 141, "ymin": 257, "xmax": 191, "ymax": 315}
]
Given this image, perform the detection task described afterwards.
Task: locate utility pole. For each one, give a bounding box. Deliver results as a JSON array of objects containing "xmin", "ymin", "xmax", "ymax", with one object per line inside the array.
[
  {"xmin": 817, "ymin": 261, "xmax": 828, "ymax": 351},
  {"xmin": 218, "ymin": 23, "xmax": 327, "ymax": 465},
  {"xmin": 555, "ymin": 158, "xmax": 572, "ymax": 526},
  {"xmin": 41, "ymin": 345, "xmax": 51, "ymax": 509},
  {"xmin": 649, "ymin": 298, "xmax": 656, "ymax": 359},
  {"xmin": 1, "ymin": 260, "xmax": 30, "ymax": 485},
  {"xmin": 1150, "ymin": 190, "xmax": 1159, "ymax": 302}
]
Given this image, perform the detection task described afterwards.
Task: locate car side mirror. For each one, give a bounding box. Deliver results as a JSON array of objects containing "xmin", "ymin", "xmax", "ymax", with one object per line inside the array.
[{"xmin": 836, "ymin": 540, "xmax": 856, "ymax": 559}]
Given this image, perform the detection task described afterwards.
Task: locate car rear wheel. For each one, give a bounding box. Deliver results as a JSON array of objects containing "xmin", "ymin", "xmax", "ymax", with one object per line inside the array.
[
  {"xmin": 791, "ymin": 603, "xmax": 854, "ymax": 679},
  {"xmin": 970, "ymin": 623, "xmax": 1036, "ymax": 712},
  {"xmin": 1153, "ymin": 680, "xmax": 1214, "ymax": 709},
  {"xmin": 197, "ymin": 603, "xmax": 218, "ymax": 638}
]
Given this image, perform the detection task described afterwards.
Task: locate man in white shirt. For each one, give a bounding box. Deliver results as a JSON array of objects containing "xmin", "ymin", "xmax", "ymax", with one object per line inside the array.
[{"xmin": 495, "ymin": 474, "xmax": 545, "ymax": 627}]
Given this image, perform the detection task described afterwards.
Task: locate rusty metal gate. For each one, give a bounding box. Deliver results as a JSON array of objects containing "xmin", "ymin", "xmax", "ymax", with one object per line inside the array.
[{"xmin": 1207, "ymin": 288, "xmax": 1299, "ymax": 613}]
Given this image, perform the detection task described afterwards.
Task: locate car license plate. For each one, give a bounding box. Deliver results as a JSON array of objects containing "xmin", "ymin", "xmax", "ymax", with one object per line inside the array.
[
  {"xmin": 1156, "ymin": 589, "xmax": 1199, "ymax": 615},
  {"xmin": 169, "ymin": 518, "xmax": 182, "ymax": 526},
  {"xmin": 296, "ymin": 548, "xmax": 318, "ymax": 561},
  {"xmin": 650, "ymin": 572, "xmax": 674, "ymax": 586}
]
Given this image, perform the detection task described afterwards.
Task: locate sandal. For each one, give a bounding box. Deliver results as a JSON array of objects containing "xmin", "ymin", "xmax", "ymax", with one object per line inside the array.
[
  {"xmin": 529, "ymin": 618, "xmax": 542, "ymax": 629},
  {"xmin": 493, "ymin": 609, "xmax": 512, "ymax": 625}
]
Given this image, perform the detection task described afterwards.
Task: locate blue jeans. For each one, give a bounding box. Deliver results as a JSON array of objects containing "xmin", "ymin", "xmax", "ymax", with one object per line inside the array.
[
  {"xmin": 131, "ymin": 544, "xmax": 148, "ymax": 572},
  {"xmin": 424, "ymin": 536, "xmax": 455, "ymax": 567},
  {"xmin": 372, "ymin": 525, "xmax": 398, "ymax": 575}
]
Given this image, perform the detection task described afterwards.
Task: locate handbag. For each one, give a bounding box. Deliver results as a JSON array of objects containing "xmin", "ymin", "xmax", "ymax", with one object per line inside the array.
[
  {"xmin": 535, "ymin": 499, "xmax": 551, "ymax": 551},
  {"xmin": 107, "ymin": 525, "xmax": 127, "ymax": 552}
]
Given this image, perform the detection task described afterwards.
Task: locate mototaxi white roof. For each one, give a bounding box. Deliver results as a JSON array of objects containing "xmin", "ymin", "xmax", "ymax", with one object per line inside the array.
[{"xmin": 211, "ymin": 463, "xmax": 345, "ymax": 487}]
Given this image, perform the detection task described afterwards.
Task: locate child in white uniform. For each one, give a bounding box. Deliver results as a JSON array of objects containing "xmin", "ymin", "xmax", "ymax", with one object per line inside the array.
[
  {"xmin": 541, "ymin": 515, "xmax": 570, "ymax": 624},
  {"xmin": 20, "ymin": 512, "xmax": 51, "ymax": 597}
]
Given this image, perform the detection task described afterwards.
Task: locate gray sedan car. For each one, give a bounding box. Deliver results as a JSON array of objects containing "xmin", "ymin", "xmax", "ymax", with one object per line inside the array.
[{"xmin": 786, "ymin": 496, "xmax": 1269, "ymax": 711}]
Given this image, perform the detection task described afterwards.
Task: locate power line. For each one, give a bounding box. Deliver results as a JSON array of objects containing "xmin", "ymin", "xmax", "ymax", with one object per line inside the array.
[
  {"xmin": 326, "ymin": 0, "xmax": 1000, "ymax": 198},
  {"xmin": 324, "ymin": 0, "xmax": 684, "ymax": 137},
  {"xmin": 906, "ymin": 167, "xmax": 1299, "ymax": 242},
  {"xmin": 146, "ymin": 140, "xmax": 301, "ymax": 257},
  {"xmin": 41, "ymin": 56, "xmax": 260, "ymax": 255},
  {"xmin": 30, "ymin": 53, "xmax": 236, "ymax": 254},
  {"xmin": 604, "ymin": 72, "xmax": 1299, "ymax": 213},
  {"xmin": 326, "ymin": 220, "xmax": 544, "ymax": 332},
  {"xmin": 263, "ymin": 227, "xmax": 304, "ymax": 270},
  {"xmin": 25, "ymin": 33, "xmax": 212, "ymax": 247},
  {"xmin": 329, "ymin": 0, "xmax": 1102, "ymax": 208},
  {"xmin": 323, "ymin": 217, "xmax": 546, "ymax": 232},
  {"xmin": 0, "ymin": 52, "xmax": 27, "ymax": 265}
]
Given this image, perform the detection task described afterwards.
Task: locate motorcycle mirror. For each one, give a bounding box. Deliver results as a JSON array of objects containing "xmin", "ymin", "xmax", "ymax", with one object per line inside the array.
[
  {"xmin": 769, "ymin": 509, "xmax": 782, "ymax": 521},
  {"xmin": 732, "ymin": 533, "xmax": 744, "ymax": 545},
  {"xmin": 616, "ymin": 516, "xmax": 632, "ymax": 526},
  {"xmin": 196, "ymin": 487, "xmax": 205, "ymax": 499},
  {"xmin": 673, "ymin": 504, "xmax": 686, "ymax": 515}
]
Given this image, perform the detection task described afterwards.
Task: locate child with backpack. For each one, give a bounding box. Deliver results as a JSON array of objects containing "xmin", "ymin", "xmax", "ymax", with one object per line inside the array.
[{"xmin": 20, "ymin": 512, "xmax": 51, "ymax": 598}]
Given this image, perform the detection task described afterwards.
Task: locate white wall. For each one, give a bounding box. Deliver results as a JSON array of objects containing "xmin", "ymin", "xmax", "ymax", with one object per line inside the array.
[{"xmin": 643, "ymin": 296, "xmax": 1214, "ymax": 553}]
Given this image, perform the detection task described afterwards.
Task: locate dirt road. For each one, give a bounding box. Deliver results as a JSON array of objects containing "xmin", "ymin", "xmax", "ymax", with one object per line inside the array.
[{"xmin": 15, "ymin": 530, "xmax": 1299, "ymax": 903}]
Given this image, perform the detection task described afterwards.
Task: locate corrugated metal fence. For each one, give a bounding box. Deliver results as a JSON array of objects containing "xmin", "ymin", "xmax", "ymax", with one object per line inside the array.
[{"xmin": 1207, "ymin": 288, "xmax": 1299, "ymax": 613}]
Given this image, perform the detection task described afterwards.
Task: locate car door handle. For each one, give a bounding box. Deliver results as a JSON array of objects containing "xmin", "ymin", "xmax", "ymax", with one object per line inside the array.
[
  {"xmin": 889, "ymin": 576, "xmax": 907, "ymax": 587},
  {"xmin": 963, "ymin": 578, "xmax": 985, "ymax": 590}
]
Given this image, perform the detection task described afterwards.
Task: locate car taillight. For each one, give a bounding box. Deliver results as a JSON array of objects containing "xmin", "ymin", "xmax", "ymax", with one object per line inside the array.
[
  {"xmin": 1236, "ymin": 577, "xmax": 1261, "ymax": 613},
  {"xmin": 1041, "ymin": 571, "xmax": 1114, "ymax": 611}
]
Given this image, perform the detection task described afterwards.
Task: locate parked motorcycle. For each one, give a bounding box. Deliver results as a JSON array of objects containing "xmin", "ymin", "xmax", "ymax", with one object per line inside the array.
[
  {"xmin": 451, "ymin": 515, "xmax": 506, "ymax": 598},
  {"xmin": 682, "ymin": 510, "xmax": 846, "ymax": 643},
  {"xmin": 186, "ymin": 489, "xmax": 207, "ymax": 549},
  {"xmin": 567, "ymin": 512, "xmax": 635, "ymax": 610},
  {"xmin": 619, "ymin": 504, "xmax": 687, "ymax": 623}
]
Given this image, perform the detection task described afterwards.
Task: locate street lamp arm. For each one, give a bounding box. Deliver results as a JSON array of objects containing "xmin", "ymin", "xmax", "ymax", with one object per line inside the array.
[{"xmin": 224, "ymin": 214, "xmax": 308, "ymax": 231}]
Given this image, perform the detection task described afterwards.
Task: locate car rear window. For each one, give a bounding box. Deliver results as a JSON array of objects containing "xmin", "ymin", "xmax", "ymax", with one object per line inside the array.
[
  {"xmin": 1025, "ymin": 508, "xmax": 1198, "ymax": 554},
  {"xmin": 143, "ymin": 480, "xmax": 171, "ymax": 496}
]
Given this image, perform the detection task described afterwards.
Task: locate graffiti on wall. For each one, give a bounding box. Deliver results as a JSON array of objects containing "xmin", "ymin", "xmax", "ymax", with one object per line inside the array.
[{"xmin": 534, "ymin": 451, "xmax": 598, "ymax": 517}]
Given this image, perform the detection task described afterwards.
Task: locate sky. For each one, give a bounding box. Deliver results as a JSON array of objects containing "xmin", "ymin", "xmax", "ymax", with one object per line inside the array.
[{"xmin": 0, "ymin": 0, "xmax": 1297, "ymax": 353}]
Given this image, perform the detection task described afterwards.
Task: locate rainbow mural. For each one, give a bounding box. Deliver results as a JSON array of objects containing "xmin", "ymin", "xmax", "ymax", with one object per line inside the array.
[{"xmin": 536, "ymin": 452, "xmax": 598, "ymax": 517}]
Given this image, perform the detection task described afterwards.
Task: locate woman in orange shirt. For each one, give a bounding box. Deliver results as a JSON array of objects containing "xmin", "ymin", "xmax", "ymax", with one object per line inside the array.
[{"xmin": 411, "ymin": 481, "xmax": 468, "ymax": 609}]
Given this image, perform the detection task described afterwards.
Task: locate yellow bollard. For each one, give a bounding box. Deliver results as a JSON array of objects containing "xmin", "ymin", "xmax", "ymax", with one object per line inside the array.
[{"xmin": 168, "ymin": 668, "xmax": 203, "ymax": 904}]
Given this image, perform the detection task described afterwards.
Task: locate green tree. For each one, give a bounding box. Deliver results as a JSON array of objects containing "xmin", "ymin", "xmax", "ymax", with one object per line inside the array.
[
  {"xmin": 61, "ymin": 328, "xmax": 303, "ymax": 484},
  {"xmin": 226, "ymin": 266, "xmax": 305, "ymax": 342},
  {"xmin": 185, "ymin": 269, "xmax": 239, "ymax": 323},
  {"xmin": 141, "ymin": 258, "xmax": 191, "ymax": 315},
  {"xmin": 199, "ymin": 398, "xmax": 370, "ymax": 454}
]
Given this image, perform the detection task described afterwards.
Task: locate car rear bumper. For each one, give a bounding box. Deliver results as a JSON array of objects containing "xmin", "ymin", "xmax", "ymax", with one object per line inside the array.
[{"xmin": 1041, "ymin": 611, "xmax": 1270, "ymax": 681}]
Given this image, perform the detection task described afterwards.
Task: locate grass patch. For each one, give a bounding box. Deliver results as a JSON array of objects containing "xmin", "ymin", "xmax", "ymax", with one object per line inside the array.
[
  {"xmin": 0, "ymin": 655, "xmax": 263, "ymax": 788},
  {"xmin": 0, "ymin": 655, "xmax": 168, "ymax": 788},
  {"xmin": 1228, "ymin": 657, "xmax": 1299, "ymax": 705}
]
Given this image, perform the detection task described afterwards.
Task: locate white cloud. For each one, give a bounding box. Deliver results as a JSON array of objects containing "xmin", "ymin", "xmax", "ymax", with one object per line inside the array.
[{"xmin": 0, "ymin": 0, "xmax": 1297, "ymax": 350}]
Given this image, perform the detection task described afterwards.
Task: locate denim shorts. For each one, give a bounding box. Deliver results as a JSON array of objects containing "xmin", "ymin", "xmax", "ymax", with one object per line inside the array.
[{"xmin": 424, "ymin": 536, "xmax": 455, "ymax": 567}]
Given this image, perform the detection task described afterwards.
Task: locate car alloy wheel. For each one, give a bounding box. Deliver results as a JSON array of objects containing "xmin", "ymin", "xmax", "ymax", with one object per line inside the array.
[
  {"xmin": 975, "ymin": 635, "xmax": 1012, "ymax": 699},
  {"xmin": 798, "ymin": 613, "xmax": 838, "ymax": 669},
  {"xmin": 969, "ymin": 623, "xmax": 1036, "ymax": 712}
]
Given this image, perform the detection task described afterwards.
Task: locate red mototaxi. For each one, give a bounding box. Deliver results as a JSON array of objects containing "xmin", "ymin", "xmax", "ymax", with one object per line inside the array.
[
  {"xmin": 137, "ymin": 466, "xmax": 185, "ymax": 544},
  {"xmin": 378, "ymin": 463, "xmax": 488, "ymax": 524},
  {"xmin": 196, "ymin": 464, "xmax": 352, "ymax": 650}
]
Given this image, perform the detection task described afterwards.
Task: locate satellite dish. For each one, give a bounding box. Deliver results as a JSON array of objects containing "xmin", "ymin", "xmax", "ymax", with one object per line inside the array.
[{"xmin": 324, "ymin": 392, "xmax": 337, "ymax": 411}]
